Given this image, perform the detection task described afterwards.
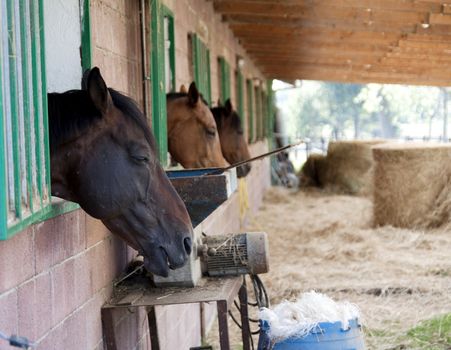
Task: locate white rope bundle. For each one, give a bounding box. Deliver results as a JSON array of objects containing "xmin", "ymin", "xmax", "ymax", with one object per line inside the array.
[{"xmin": 259, "ymin": 291, "xmax": 361, "ymax": 341}]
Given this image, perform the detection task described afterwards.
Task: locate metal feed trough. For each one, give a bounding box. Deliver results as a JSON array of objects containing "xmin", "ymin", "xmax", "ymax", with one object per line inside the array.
[{"xmin": 165, "ymin": 168, "xmax": 238, "ymax": 227}]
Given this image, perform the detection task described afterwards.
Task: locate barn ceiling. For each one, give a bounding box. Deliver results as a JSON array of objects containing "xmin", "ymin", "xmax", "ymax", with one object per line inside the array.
[{"xmin": 213, "ymin": 0, "xmax": 451, "ymax": 86}]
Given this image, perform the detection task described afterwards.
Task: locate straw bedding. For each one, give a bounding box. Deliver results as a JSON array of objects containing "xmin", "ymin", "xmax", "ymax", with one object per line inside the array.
[
  {"xmin": 256, "ymin": 187, "xmax": 451, "ymax": 349},
  {"xmin": 373, "ymin": 142, "xmax": 451, "ymax": 228},
  {"xmin": 207, "ymin": 187, "xmax": 451, "ymax": 349}
]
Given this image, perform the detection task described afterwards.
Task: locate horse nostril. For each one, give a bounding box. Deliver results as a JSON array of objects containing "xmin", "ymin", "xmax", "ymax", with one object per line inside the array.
[{"xmin": 183, "ymin": 237, "xmax": 192, "ymax": 255}]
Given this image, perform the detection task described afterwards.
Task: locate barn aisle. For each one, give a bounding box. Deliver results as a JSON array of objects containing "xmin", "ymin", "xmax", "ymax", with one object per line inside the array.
[{"xmin": 209, "ymin": 187, "xmax": 451, "ymax": 349}]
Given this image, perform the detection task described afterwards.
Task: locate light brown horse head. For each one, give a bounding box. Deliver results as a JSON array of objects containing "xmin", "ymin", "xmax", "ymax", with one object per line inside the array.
[
  {"xmin": 166, "ymin": 82, "xmax": 228, "ymax": 168},
  {"xmin": 211, "ymin": 99, "xmax": 251, "ymax": 177}
]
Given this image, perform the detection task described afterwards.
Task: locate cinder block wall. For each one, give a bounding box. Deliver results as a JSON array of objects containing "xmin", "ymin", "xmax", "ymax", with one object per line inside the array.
[
  {"xmin": 90, "ymin": 0, "xmax": 144, "ymax": 107},
  {"xmin": 0, "ymin": 1, "xmax": 271, "ymax": 349},
  {"xmin": 0, "ymin": 211, "xmax": 140, "ymax": 350},
  {"xmin": 164, "ymin": 0, "xmax": 267, "ymax": 134}
]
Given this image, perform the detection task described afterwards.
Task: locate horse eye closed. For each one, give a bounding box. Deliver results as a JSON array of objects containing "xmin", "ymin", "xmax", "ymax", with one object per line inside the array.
[
  {"xmin": 205, "ymin": 127, "xmax": 216, "ymax": 137},
  {"xmin": 131, "ymin": 155, "xmax": 149, "ymax": 163}
]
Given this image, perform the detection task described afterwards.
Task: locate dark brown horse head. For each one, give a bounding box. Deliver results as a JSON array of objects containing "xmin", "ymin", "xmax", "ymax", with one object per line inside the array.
[
  {"xmin": 166, "ymin": 83, "xmax": 228, "ymax": 169},
  {"xmin": 48, "ymin": 67, "xmax": 192, "ymax": 277},
  {"xmin": 211, "ymin": 99, "xmax": 251, "ymax": 177}
]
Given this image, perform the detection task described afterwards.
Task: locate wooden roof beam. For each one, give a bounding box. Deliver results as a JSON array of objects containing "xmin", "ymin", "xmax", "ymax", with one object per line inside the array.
[
  {"xmin": 384, "ymin": 53, "xmax": 451, "ymax": 63},
  {"xmin": 249, "ymin": 51, "xmax": 385, "ymax": 60},
  {"xmin": 380, "ymin": 57, "xmax": 451, "ymax": 66},
  {"xmin": 263, "ymin": 69, "xmax": 451, "ymax": 86},
  {"xmin": 254, "ymin": 56, "xmax": 381, "ymax": 66},
  {"xmin": 390, "ymin": 46, "xmax": 451, "ymax": 55},
  {"xmin": 255, "ymin": 55, "xmax": 451, "ymax": 67},
  {"xmin": 241, "ymin": 41, "xmax": 393, "ymax": 51},
  {"xmin": 429, "ymin": 13, "xmax": 451, "ymax": 25},
  {"xmin": 415, "ymin": 23, "xmax": 451, "ymax": 35},
  {"xmin": 398, "ymin": 39, "xmax": 451, "ymax": 50},
  {"xmin": 214, "ymin": 1, "xmax": 443, "ymax": 15},
  {"xmin": 264, "ymin": 64, "xmax": 451, "ymax": 76},
  {"xmin": 405, "ymin": 33, "xmax": 451, "ymax": 43},
  {"xmin": 224, "ymin": 15, "xmax": 419, "ymax": 34},
  {"xmin": 230, "ymin": 23, "xmax": 402, "ymax": 40},
  {"xmin": 237, "ymin": 33, "xmax": 400, "ymax": 46},
  {"xmin": 222, "ymin": 10, "xmax": 425, "ymax": 26},
  {"xmin": 260, "ymin": 62, "xmax": 451, "ymax": 75}
]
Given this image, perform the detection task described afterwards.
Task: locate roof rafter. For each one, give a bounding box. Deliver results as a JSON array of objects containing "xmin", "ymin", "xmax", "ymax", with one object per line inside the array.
[{"xmin": 214, "ymin": 0, "xmax": 451, "ymax": 85}]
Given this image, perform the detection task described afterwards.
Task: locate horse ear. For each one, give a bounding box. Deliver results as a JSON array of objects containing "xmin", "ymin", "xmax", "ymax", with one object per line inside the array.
[
  {"xmin": 217, "ymin": 98, "xmax": 222, "ymax": 107},
  {"xmin": 187, "ymin": 82, "xmax": 199, "ymax": 106},
  {"xmin": 180, "ymin": 85, "xmax": 188, "ymax": 94},
  {"xmin": 87, "ymin": 67, "xmax": 112, "ymax": 114},
  {"xmin": 225, "ymin": 99, "xmax": 233, "ymax": 114}
]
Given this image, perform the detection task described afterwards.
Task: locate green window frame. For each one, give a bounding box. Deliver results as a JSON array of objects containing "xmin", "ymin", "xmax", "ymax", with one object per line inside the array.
[
  {"xmin": 162, "ymin": 6, "xmax": 175, "ymax": 93},
  {"xmin": 150, "ymin": 0, "xmax": 169, "ymax": 165},
  {"xmin": 81, "ymin": 0, "xmax": 92, "ymax": 71},
  {"xmin": 1, "ymin": 0, "xmax": 50, "ymax": 239},
  {"xmin": 246, "ymin": 79, "xmax": 254, "ymax": 143},
  {"xmin": 266, "ymin": 79, "xmax": 274, "ymax": 139},
  {"xmin": 261, "ymin": 90, "xmax": 268, "ymax": 139},
  {"xmin": 1, "ymin": 0, "xmax": 91, "ymax": 240},
  {"xmin": 191, "ymin": 33, "xmax": 211, "ymax": 105},
  {"xmin": 235, "ymin": 68, "xmax": 244, "ymax": 119},
  {"xmin": 255, "ymin": 85, "xmax": 262, "ymax": 140},
  {"xmin": 218, "ymin": 57, "xmax": 231, "ymax": 103}
]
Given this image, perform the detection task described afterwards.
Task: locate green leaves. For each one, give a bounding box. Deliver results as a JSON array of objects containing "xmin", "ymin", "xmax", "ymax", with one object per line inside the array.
[{"xmin": 278, "ymin": 81, "xmax": 449, "ymax": 142}]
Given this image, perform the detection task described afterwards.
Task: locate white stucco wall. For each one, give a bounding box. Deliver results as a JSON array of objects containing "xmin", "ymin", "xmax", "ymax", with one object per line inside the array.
[{"xmin": 44, "ymin": 0, "xmax": 82, "ymax": 92}]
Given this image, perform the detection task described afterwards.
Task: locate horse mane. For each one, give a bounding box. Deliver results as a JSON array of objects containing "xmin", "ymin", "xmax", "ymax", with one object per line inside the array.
[
  {"xmin": 48, "ymin": 89, "xmax": 155, "ymax": 152},
  {"xmin": 109, "ymin": 89, "xmax": 155, "ymax": 149},
  {"xmin": 166, "ymin": 92, "xmax": 209, "ymax": 106},
  {"xmin": 211, "ymin": 106, "xmax": 242, "ymax": 132}
]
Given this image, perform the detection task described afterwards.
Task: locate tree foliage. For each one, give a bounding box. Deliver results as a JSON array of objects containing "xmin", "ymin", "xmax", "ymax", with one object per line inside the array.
[{"xmin": 278, "ymin": 81, "xmax": 447, "ymax": 142}]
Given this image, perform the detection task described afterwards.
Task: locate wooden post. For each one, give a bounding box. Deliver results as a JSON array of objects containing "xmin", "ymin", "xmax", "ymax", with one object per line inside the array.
[
  {"xmin": 217, "ymin": 300, "xmax": 230, "ymax": 350},
  {"xmin": 147, "ymin": 306, "xmax": 161, "ymax": 350}
]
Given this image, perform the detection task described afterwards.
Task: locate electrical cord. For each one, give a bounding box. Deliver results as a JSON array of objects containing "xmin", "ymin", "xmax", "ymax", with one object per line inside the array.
[
  {"xmin": 250, "ymin": 274, "xmax": 270, "ymax": 309},
  {"xmin": 227, "ymin": 274, "xmax": 270, "ymax": 350},
  {"xmin": 233, "ymin": 300, "xmax": 259, "ymax": 323},
  {"xmin": 0, "ymin": 330, "xmax": 35, "ymax": 349},
  {"xmin": 228, "ymin": 309, "xmax": 242, "ymax": 329}
]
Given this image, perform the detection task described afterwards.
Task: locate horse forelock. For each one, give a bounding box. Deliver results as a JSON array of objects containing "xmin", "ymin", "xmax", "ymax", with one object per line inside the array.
[
  {"xmin": 211, "ymin": 106, "xmax": 242, "ymax": 132},
  {"xmin": 167, "ymin": 92, "xmax": 215, "ymax": 130},
  {"xmin": 48, "ymin": 90, "xmax": 100, "ymax": 151},
  {"xmin": 166, "ymin": 92, "xmax": 209, "ymax": 106},
  {"xmin": 211, "ymin": 107, "xmax": 223, "ymax": 129},
  {"xmin": 109, "ymin": 89, "xmax": 156, "ymax": 151}
]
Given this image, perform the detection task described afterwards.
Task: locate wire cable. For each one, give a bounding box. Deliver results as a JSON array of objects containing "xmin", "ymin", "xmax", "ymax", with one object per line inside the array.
[
  {"xmin": 233, "ymin": 274, "xmax": 270, "ymax": 350},
  {"xmin": 0, "ymin": 330, "xmax": 35, "ymax": 349}
]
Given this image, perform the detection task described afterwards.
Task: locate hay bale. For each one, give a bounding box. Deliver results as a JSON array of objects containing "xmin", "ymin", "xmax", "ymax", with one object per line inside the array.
[
  {"xmin": 299, "ymin": 140, "xmax": 385, "ymax": 195},
  {"xmin": 299, "ymin": 141, "xmax": 384, "ymax": 195},
  {"xmin": 373, "ymin": 142, "xmax": 451, "ymax": 228},
  {"xmin": 323, "ymin": 140, "xmax": 385, "ymax": 195},
  {"xmin": 299, "ymin": 153, "xmax": 327, "ymax": 188}
]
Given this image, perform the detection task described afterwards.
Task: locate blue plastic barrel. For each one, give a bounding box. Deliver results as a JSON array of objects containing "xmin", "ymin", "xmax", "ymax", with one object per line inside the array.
[{"xmin": 257, "ymin": 318, "xmax": 366, "ymax": 350}]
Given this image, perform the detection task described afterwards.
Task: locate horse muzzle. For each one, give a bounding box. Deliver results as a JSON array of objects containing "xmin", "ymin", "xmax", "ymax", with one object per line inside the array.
[
  {"xmin": 237, "ymin": 163, "xmax": 251, "ymax": 178},
  {"xmin": 143, "ymin": 237, "xmax": 192, "ymax": 277}
]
